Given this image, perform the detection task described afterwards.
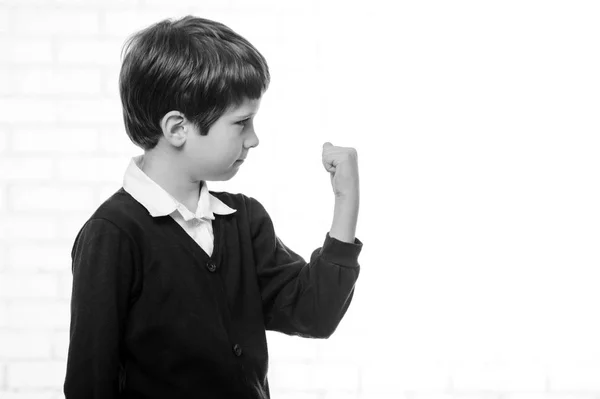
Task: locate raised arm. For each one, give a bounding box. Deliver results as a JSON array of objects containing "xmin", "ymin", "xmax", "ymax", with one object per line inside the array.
[{"xmin": 249, "ymin": 197, "xmax": 362, "ymax": 339}]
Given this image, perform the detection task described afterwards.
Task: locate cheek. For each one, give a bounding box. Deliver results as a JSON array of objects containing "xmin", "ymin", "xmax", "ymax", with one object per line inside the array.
[{"xmin": 208, "ymin": 140, "xmax": 239, "ymax": 166}]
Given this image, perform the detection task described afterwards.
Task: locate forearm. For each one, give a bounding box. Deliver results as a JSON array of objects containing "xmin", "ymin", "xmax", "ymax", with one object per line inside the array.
[{"xmin": 329, "ymin": 192, "xmax": 359, "ymax": 243}]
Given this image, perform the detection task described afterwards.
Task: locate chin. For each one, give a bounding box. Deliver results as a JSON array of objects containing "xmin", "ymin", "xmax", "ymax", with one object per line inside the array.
[{"xmin": 212, "ymin": 169, "xmax": 239, "ymax": 182}]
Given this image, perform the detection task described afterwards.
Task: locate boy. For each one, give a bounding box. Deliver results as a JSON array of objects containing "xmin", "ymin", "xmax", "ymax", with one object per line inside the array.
[{"xmin": 64, "ymin": 15, "xmax": 362, "ymax": 398}]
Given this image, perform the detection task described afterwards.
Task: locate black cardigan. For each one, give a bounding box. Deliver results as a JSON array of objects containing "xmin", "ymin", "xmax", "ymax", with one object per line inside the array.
[{"xmin": 64, "ymin": 188, "xmax": 363, "ymax": 398}]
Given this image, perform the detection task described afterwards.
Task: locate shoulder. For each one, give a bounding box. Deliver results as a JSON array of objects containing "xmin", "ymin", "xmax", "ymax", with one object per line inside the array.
[
  {"xmin": 92, "ymin": 188, "xmax": 145, "ymax": 221},
  {"xmin": 76, "ymin": 187, "xmax": 149, "ymax": 241}
]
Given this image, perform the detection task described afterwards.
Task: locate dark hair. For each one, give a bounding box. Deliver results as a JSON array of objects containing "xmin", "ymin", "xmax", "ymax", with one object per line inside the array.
[{"xmin": 119, "ymin": 15, "xmax": 270, "ymax": 150}]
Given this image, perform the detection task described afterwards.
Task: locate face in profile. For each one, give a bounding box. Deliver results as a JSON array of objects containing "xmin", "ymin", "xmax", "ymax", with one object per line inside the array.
[{"xmin": 182, "ymin": 97, "xmax": 262, "ymax": 182}]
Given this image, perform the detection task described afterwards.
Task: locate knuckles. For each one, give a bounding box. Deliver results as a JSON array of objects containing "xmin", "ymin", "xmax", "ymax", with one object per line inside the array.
[
  {"xmin": 321, "ymin": 145, "xmax": 359, "ymax": 167},
  {"xmin": 341, "ymin": 147, "xmax": 358, "ymax": 161},
  {"xmin": 322, "ymin": 146, "xmax": 358, "ymax": 157}
]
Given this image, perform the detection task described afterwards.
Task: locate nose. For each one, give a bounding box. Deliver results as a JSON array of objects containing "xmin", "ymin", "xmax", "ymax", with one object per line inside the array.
[{"xmin": 245, "ymin": 126, "xmax": 259, "ymax": 149}]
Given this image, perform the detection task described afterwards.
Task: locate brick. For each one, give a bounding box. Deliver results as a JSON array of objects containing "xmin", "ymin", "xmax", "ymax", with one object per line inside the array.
[
  {"xmin": 0, "ymin": 8, "xmax": 9, "ymax": 34},
  {"xmin": 54, "ymin": 0, "xmax": 142, "ymax": 4},
  {"xmin": 0, "ymin": 185, "xmax": 5, "ymax": 212},
  {"xmin": 96, "ymin": 184, "xmax": 124, "ymax": 205},
  {"xmin": 55, "ymin": 99, "xmax": 122, "ymax": 124},
  {"xmin": 311, "ymin": 362, "xmax": 360, "ymax": 392},
  {"xmin": 103, "ymin": 9, "xmax": 196, "ymax": 37},
  {"xmin": 0, "ymin": 303, "xmax": 7, "ymax": 327},
  {"xmin": 12, "ymin": 9, "xmax": 100, "ymax": 35},
  {"xmin": 12, "ymin": 128, "xmax": 99, "ymax": 154},
  {"xmin": 0, "ymin": 39, "xmax": 53, "ymax": 64},
  {"xmin": 356, "ymin": 395, "xmax": 410, "ymax": 399},
  {"xmin": 321, "ymin": 393, "xmax": 361, "ymax": 399},
  {"xmin": 548, "ymin": 364, "xmax": 600, "ymax": 391},
  {"xmin": 56, "ymin": 39, "xmax": 125, "ymax": 66},
  {"xmin": 57, "ymin": 214, "xmax": 92, "ymax": 241},
  {"xmin": 0, "ymin": 215, "xmax": 60, "ymax": 241},
  {"xmin": 9, "ymin": 185, "xmax": 96, "ymax": 212},
  {"xmin": 317, "ymin": 331, "xmax": 371, "ymax": 363},
  {"xmin": 273, "ymin": 393, "xmax": 320, "ymax": 399},
  {"xmin": 266, "ymin": 332, "xmax": 319, "ymax": 361},
  {"xmin": 7, "ymin": 360, "xmax": 66, "ymax": 388},
  {"xmin": 504, "ymin": 394, "xmax": 598, "ymax": 399},
  {"xmin": 221, "ymin": 12, "xmax": 282, "ymax": 46},
  {"xmin": 0, "ymin": 392, "xmax": 61, "ymax": 399},
  {"xmin": 142, "ymin": 0, "xmax": 228, "ymax": 6},
  {"xmin": 361, "ymin": 361, "xmax": 450, "ymax": 393},
  {"xmin": 0, "ymin": 100, "xmax": 58, "ymax": 123},
  {"xmin": 268, "ymin": 360, "xmax": 313, "ymax": 392},
  {"xmin": 451, "ymin": 363, "xmax": 547, "ymax": 391},
  {"xmin": 98, "ymin": 127, "xmax": 139, "ymax": 155},
  {"xmin": 0, "ymin": 0, "xmax": 59, "ymax": 4},
  {"xmin": 0, "ymin": 331, "xmax": 53, "ymax": 359},
  {"xmin": 0, "ymin": 272, "xmax": 59, "ymax": 298},
  {"xmin": 56, "ymin": 156, "xmax": 129, "ymax": 183},
  {"xmin": 12, "ymin": 68, "xmax": 103, "ymax": 96},
  {"xmin": 0, "ymin": 244, "xmax": 7, "ymax": 270},
  {"xmin": 7, "ymin": 301, "xmax": 70, "ymax": 329},
  {"xmin": 58, "ymin": 271, "xmax": 73, "ymax": 299},
  {"xmin": 0, "ymin": 158, "xmax": 54, "ymax": 181},
  {"xmin": 0, "ymin": 68, "xmax": 11, "ymax": 95},
  {"xmin": 55, "ymin": 0, "xmax": 142, "ymax": 3},
  {"xmin": 0, "ymin": 129, "xmax": 8, "ymax": 153},
  {"xmin": 103, "ymin": 67, "xmax": 120, "ymax": 97},
  {"xmin": 411, "ymin": 394, "xmax": 501, "ymax": 399},
  {"xmin": 7, "ymin": 243, "xmax": 71, "ymax": 272},
  {"xmin": 52, "ymin": 330, "xmax": 70, "ymax": 361}
]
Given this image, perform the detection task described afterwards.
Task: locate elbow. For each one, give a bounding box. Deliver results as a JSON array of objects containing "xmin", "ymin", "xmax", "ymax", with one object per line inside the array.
[
  {"xmin": 310, "ymin": 316, "xmax": 341, "ymax": 339},
  {"xmin": 315, "ymin": 325, "xmax": 337, "ymax": 339}
]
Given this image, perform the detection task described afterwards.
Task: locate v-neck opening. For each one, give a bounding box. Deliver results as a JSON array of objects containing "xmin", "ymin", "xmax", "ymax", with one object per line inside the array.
[
  {"xmin": 119, "ymin": 186, "xmax": 228, "ymax": 264},
  {"xmin": 161, "ymin": 213, "xmax": 221, "ymax": 263}
]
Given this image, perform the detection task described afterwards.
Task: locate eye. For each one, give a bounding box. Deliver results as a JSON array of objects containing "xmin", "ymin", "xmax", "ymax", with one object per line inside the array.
[{"xmin": 236, "ymin": 118, "xmax": 250, "ymax": 127}]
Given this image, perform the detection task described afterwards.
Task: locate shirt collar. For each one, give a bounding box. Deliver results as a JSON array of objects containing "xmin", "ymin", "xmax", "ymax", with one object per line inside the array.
[{"xmin": 122, "ymin": 155, "xmax": 236, "ymax": 221}]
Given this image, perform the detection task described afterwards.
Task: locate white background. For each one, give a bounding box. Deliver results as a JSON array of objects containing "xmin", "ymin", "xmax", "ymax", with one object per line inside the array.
[{"xmin": 0, "ymin": 0, "xmax": 599, "ymax": 398}]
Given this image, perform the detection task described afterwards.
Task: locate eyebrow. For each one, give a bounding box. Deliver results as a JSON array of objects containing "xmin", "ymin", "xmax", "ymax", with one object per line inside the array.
[{"xmin": 234, "ymin": 111, "xmax": 256, "ymax": 119}]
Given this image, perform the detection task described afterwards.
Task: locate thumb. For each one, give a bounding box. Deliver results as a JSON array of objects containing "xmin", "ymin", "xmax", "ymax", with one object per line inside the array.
[{"xmin": 322, "ymin": 142, "xmax": 336, "ymax": 173}]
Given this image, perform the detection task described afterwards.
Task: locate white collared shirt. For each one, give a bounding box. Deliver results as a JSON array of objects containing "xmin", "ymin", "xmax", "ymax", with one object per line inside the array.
[{"xmin": 122, "ymin": 155, "xmax": 236, "ymax": 256}]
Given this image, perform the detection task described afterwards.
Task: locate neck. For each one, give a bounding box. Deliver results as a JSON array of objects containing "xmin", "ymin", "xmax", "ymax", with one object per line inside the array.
[{"xmin": 140, "ymin": 150, "xmax": 201, "ymax": 213}]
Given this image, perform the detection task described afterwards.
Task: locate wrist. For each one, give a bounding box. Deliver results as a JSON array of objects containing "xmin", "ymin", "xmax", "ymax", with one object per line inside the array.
[
  {"xmin": 334, "ymin": 187, "xmax": 359, "ymax": 202},
  {"xmin": 330, "ymin": 192, "xmax": 359, "ymax": 244}
]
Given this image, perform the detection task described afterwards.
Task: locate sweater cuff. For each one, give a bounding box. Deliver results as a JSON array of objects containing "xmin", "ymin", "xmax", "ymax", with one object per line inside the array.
[{"xmin": 320, "ymin": 232, "xmax": 363, "ymax": 268}]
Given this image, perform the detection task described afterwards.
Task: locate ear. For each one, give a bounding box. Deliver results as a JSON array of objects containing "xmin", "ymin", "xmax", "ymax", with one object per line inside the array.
[{"xmin": 160, "ymin": 111, "xmax": 188, "ymax": 148}]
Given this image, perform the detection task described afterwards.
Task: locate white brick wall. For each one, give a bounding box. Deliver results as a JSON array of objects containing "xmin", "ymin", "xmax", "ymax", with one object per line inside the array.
[
  {"xmin": 548, "ymin": 364, "xmax": 600, "ymax": 391},
  {"xmin": 7, "ymin": 360, "xmax": 66, "ymax": 388},
  {"xmin": 0, "ymin": 38, "xmax": 54, "ymax": 64},
  {"xmin": 11, "ymin": 8, "xmax": 101, "ymax": 36},
  {"xmin": 0, "ymin": 331, "xmax": 53, "ymax": 359},
  {"xmin": 11, "ymin": 128, "xmax": 99, "ymax": 154},
  {"xmin": 8, "ymin": 67, "xmax": 103, "ymax": 96},
  {"xmin": 451, "ymin": 363, "xmax": 547, "ymax": 392},
  {"xmin": 1, "ymin": 0, "xmax": 600, "ymax": 398}
]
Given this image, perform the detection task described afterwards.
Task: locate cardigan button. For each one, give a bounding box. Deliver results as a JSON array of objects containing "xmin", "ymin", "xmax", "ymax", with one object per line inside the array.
[
  {"xmin": 206, "ymin": 260, "xmax": 217, "ymax": 272},
  {"xmin": 232, "ymin": 344, "xmax": 243, "ymax": 357}
]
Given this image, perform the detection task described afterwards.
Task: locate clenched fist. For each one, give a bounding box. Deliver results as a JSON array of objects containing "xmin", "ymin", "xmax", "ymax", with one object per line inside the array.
[{"xmin": 322, "ymin": 142, "xmax": 360, "ymax": 199}]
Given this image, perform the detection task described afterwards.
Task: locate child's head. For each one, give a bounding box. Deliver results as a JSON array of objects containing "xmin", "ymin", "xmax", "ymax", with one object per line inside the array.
[{"xmin": 119, "ymin": 15, "xmax": 270, "ymax": 181}]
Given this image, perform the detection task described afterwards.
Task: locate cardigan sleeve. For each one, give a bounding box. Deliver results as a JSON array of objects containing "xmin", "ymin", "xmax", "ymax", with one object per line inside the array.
[
  {"xmin": 247, "ymin": 196, "xmax": 363, "ymax": 339},
  {"xmin": 64, "ymin": 218, "xmax": 139, "ymax": 399}
]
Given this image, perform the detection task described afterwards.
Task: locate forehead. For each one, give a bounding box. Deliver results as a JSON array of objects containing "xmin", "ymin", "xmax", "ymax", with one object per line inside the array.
[{"xmin": 228, "ymin": 97, "xmax": 262, "ymax": 117}]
